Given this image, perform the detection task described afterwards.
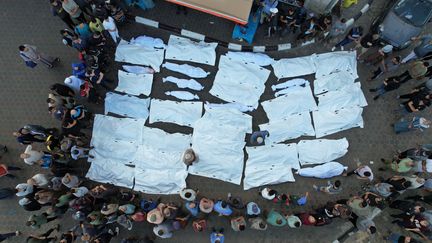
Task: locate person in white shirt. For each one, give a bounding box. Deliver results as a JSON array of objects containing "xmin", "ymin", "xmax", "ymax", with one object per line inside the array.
[
  {"xmin": 260, "ymin": 187, "xmax": 277, "ymax": 200},
  {"xmin": 20, "ymin": 145, "xmax": 45, "ymax": 165},
  {"xmin": 102, "ymin": 16, "xmax": 119, "ymax": 44},
  {"xmin": 71, "ymin": 186, "xmax": 89, "ymax": 197},
  {"xmin": 27, "ymin": 174, "xmax": 50, "ymax": 187},
  {"xmin": 15, "ymin": 183, "xmax": 34, "ymax": 197}
]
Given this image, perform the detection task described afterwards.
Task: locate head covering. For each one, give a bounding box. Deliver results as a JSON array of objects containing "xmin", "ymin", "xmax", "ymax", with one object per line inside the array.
[
  {"xmin": 199, "ymin": 198, "xmax": 214, "ymax": 213},
  {"xmin": 147, "ymin": 208, "xmax": 164, "ymax": 224},
  {"xmin": 270, "ymin": 7, "xmax": 278, "ymax": 14},
  {"xmin": 247, "ymin": 202, "xmax": 261, "ymax": 215},
  {"xmin": 381, "ymin": 45, "xmax": 393, "ymax": 54},
  {"xmin": 101, "ymin": 203, "xmax": 119, "ymax": 215},
  {"xmin": 64, "ymin": 77, "xmax": 72, "ymax": 84},
  {"xmin": 19, "ymin": 198, "xmax": 31, "ymax": 206}
]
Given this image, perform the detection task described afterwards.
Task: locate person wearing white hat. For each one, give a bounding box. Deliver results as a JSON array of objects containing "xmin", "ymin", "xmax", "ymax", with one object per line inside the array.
[
  {"xmin": 64, "ymin": 75, "xmax": 84, "ymax": 94},
  {"xmin": 260, "ymin": 0, "xmax": 278, "ymax": 24}
]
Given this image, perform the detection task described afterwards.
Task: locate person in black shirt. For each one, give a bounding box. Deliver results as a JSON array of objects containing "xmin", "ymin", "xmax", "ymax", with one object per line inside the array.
[
  {"xmin": 356, "ymin": 33, "xmax": 379, "ymax": 59},
  {"xmin": 50, "ymin": 83, "xmax": 76, "ymax": 97},
  {"xmin": 60, "ymin": 29, "xmax": 77, "ymax": 47},
  {"xmin": 87, "ymin": 31, "xmax": 106, "ymax": 50},
  {"xmin": 369, "ymin": 76, "xmax": 401, "ymax": 100},
  {"xmin": 50, "ymin": 0, "xmax": 75, "ymax": 29},
  {"xmin": 279, "ymin": 8, "xmax": 296, "ymax": 37},
  {"xmin": 12, "ymin": 129, "xmax": 46, "ymax": 145}
]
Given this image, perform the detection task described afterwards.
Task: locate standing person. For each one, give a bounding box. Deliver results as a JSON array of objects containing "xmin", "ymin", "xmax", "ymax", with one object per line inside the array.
[
  {"xmin": 260, "ymin": 0, "xmax": 278, "ymax": 24},
  {"xmin": 355, "ymin": 33, "xmax": 380, "ymax": 59},
  {"xmin": 260, "ymin": 187, "xmax": 277, "ymax": 200},
  {"xmin": 369, "ymin": 76, "xmax": 401, "ymax": 100},
  {"xmin": 331, "ymin": 26, "xmax": 363, "ymax": 51},
  {"xmin": 89, "ymin": 16, "xmax": 104, "ymax": 33},
  {"xmin": 64, "ymin": 75, "xmax": 84, "ymax": 94},
  {"xmin": 50, "ymin": 83, "xmax": 76, "ymax": 97},
  {"xmin": 102, "ymin": 15, "xmax": 120, "ymax": 44},
  {"xmin": 60, "ymin": 29, "xmax": 77, "ymax": 47},
  {"xmin": 210, "ymin": 228, "xmax": 224, "ymax": 243},
  {"xmin": 13, "ymin": 130, "xmax": 45, "ymax": 145},
  {"xmin": 369, "ymin": 56, "xmax": 401, "ymax": 81},
  {"xmin": 266, "ymin": 8, "xmax": 279, "ymax": 37},
  {"xmin": 26, "ymin": 225, "xmax": 59, "ymax": 243},
  {"xmin": 296, "ymin": 17, "xmax": 318, "ymax": 41},
  {"xmin": 396, "ymin": 61, "xmax": 429, "ymax": 83},
  {"xmin": 61, "ymin": 0, "xmax": 86, "ymax": 23},
  {"xmin": 402, "ymin": 34, "xmax": 432, "ymax": 63},
  {"xmin": 0, "ymin": 188, "xmax": 15, "ymax": 200},
  {"xmin": 279, "ymin": 8, "xmax": 296, "ymax": 37},
  {"xmin": 265, "ymin": 209, "xmax": 287, "ymax": 227},
  {"xmin": 250, "ymin": 131, "xmax": 269, "ymax": 146},
  {"xmin": 74, "ymin": 22, "xmax": 92, "ymax": 40},
  {"xmin": 0, "ymin": 164, "xmax": 20, "ymax": 179},
  {"xmin": 356, "ymin": 216, "xmax": 377, "ymax": 235},
  {"xmin": 85, "ymin": 67, "xmax": 112, "ymax": 90},
  {"xmin": 19, "ymin": 44, "xmax": 59, "ymax": 69},
  {"xmin": 394, "ymin": 117, "xmax": 431, "ymax": 134},
  {"xmin": 179, "ymin": 188, "xmax": 198, "ymax": 202},
  {"xmin": 50, "ymin": 0, "xmax": 75, "ymax": 29},
  {"xmin": 26, "ymin": 213, "xmax": 58, "ymax": 229},
  {"xmin": 327, "ymin": 18, "xmax": 347, "ymax": 40}
]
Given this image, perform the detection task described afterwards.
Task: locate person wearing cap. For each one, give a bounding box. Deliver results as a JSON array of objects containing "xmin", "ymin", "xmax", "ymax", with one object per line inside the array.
[
  {"xmin": 64, "ymin": 75, "xmax": 84, "ymax": 94},
  {"xmin": 246, "ymin": 202, "xmax": 261, "ymax": 216},
  {"xmin": 265, "ymin": 7, "xmax": 279, "ymax": 37},
  {"xmin": 213, "ymin": 200, "xmax": 233, "ymax": 216},
  {"xmin": 230, "ymin": 216, "xmax": 247, "ymax": 232},
  {"xmin": 248, "ymin": 217, "xmax": 268, "ymax": 231},
  {"xmin": 179, "ymin": 188, "xmax": 198, "ymax": 201},
  {"xmin": 153, "ymin": 222, "xmax": 173, "ymax": 239},
  {"xmin": 250, "ymin": 131, "xmax": 269, "ymax": 146},
  {"xmin": 260, "ymin": 0, "xmax": 278, "ymax": 24},
  {"xmin": 199, "ymin": 197, "xmax": 214, "ymax": 214},
  {"xmin": 182, "ymin": 148, "xmax": 198, "ymax": 166}
]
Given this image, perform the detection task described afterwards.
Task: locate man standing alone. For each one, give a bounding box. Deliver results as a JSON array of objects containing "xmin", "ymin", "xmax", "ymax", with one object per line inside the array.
[{"xmin": 19, "ymin": 44, "xmax": 59, "ymax": 69}]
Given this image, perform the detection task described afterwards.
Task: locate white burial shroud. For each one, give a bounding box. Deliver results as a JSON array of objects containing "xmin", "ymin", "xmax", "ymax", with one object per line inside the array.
[
  {"xmin": 316, "ymin": 83, "xmax": 368, "ymax": 111},
  {"xmin": 115, "ymin": 40, "xmax": 164, "ymax": 72},
  {"xmin": 272, "ymin": 54, "xmax": 316, "ymax": 79},
  {"xmin": 209, "ymin": 55, "xmax": 270, "ymax": 108},
  {"xmin": 104, "ymin": 92, "xmax": 150, "ymax": 119},
  {"xmin": 312, "ymin": 107, "xmax": 364, "ymax": 138},
  {"xmin": 90, "ymin": 115, "xmax": 145, "ymax": 144},
  {"xmin": 297, "ymin": 138, "xmax": 349, "ymax": 165},
  {"xmin": 243, "ymin": 144, "xmax": 298, "ymax": 190},
  {"xmin": 259, "ymin": 112, "xmax": 315, "ymax": 144},
  {"xmin": 313, "ymin": 70, "xmax": 356, "ymax": 95},
  {"xmin": 314, "ymin": 51, "xmax": 358, "ymax": 79},
  {"xmin": 261, "ymin": 82, "xmax": 317, "ymax": 120},
  {"xmin": 162, "ymin": 62, "xmax": 210, "ymax": 78},
  {"xmin": 149, "ymin": 99, "xmax": 203, "ymax": 127},
  {"xmin": 225, "ymin": 51, "xmax": 274, "ymax": 66},
  {"xmin": 188, "ymin": 107, "xmax": 252, "ymax": 185},
  {"xmin": 87, "ymin": 159, "xmax": 135, "ymax": 188},
  {"xmin": 297, "ymin": 161, "xmax": 348, "ymax": 179},
  {"xmin": 162, "ymin": 76, "xmax": 204, "ymax": 91},
  {"xmin": 165, "ymin": 35, "xmax": 218, "ymax": 66},
  {"xmin": 115, "ymin": 70, "xmax": 153, "ymax": 96}
]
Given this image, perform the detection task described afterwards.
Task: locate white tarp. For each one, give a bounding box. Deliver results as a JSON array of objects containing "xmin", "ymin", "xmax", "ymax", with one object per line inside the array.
[
  {"xmin": 165, "ymin": 91, "xmax": 200, "ymax": 100},
  {"xmin": 225, "ymin": 51, "xmax": 274, "ymax": 66},
  {"xmin": 313, "ymin": 70, "xmax": 356, "ymax": 95},
  {"xmin": 261, "ymin": 84, "xmax": 317, "ymax": 120},
  {"xmin": 86, "ymin": 159, "xmax": 135, "ymax": 188},
  {"xmin": 312, "ymin": 107, "xmax": 364, "ymax": 138},
  {"xmin": 243, "ymin": 144, "xmax": 298, "ymax": 190},
  {"xmin": 149, "ymin": 99, "xmax": 203, "ymax": 127},
  {"xmin": 162, "ymin": 76, "xmax": 204, "ymax": 91},
  {"xmin": 259, "ymin": 112, "xmax": 315, "ymax": 143},
  {"xmin": 272, "ymin": 55, "xmax": 317, "ymax": 79},
  {"xmin": 162, "ymin": 62, "xmax": 210, "ymax": 78},
  {"xmin": 134, "ymin": 168, "xmax": 188, "ymax": 194},
  {"xmin": 317, "ymin": 83, "xmax": 368, "ymax": 111},
  {"xmin": 90, "ymin": 138, "xmax": 138, "ymax": 163},
  {"xmin": 115, "ymin": 40, "xmax": 165, "ymax": 72},
  {"xmin": 314, "ymin": 51, "xmax": 358, "ymax": 79},
  {"xmin": 296, "ymin": 161, "xmax": 348, "ymax": 179},
  {"xmin": 115, "ymin": 70, "xmax": 153, "ymax": 96},
  {"xmin": 104, "ymin": 92, "xmax": 150, "ymax": 119},
  {"xmin": 188, "ymin": 107, "xmax": 252, "ymax": 185},
  {"xmin": 210, "ymin": 56, "xmax": 270, "ymax": 108},
  {"xmin": 165, "ymin": 35, "xmax": 218, "ymax": 66},
  {"xmin": 90, "ymin": 115, "xmax": 145, "ymax": 146},
  {"xmin": 297, "ymin": 138, "xmax": 349, "ymax": 165}
]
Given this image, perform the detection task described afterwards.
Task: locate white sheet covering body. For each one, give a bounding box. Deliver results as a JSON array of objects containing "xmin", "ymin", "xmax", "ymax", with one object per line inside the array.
[
  {"xmin": 91, "ymin": 115, "xmax": 145, "ymax": 143},
  {"xmin": 209, "ymin": 56, "xmax": 270, "ymax": 108},
  {"xmin": 165, "ymin": 91, "xmax": 200, "ymax": 100},
  {"xmin": 188, "ymin": 108, "xmax": 252, "ymax": 185},
  {"xmin": 149, "ymin": 99, "xmax": 203, "ymax": 127},
  {"xmin": 313, "ymin": 70, "xmax": 356, "ymax": 95},
  {"xmin": 317, "ymin": 83, "xmax": 367, "ymax": 111},
  {"xmin": 86, "ymin": 159, "xmax": 135, "ymax": 188},
  {"xmin": 259, "ymin": 112, "xmax": 315, "ymax": 143},
  {"xmin": 314, "ymin": 51, "xmax": 358, "ymax": 79},
  {"xmin": 134, "ymin": 168, "xmax": 188, "ymax": 194},
  {"xmin": 297, "ymin": 138, "xmax": 349, "ymax": 165},
  {"xmin": 244, "ymin": 144, "xmax": 298, "ymax": 190},
  {"xmin": 116, "ymin": 70, "xmax": 153, "ymax": 96},
  {"xmin": 204, "ymin": 102, "xmax": 255, "ymax": 112},
  {"xmin": 296, "ymin": 162, "xmax": 348, "ymax": 178},
  {"xmin": 162, "ymin": 76, "xmax": 204, "ymax": 91},
  {"xmin": 165, "ymin": 35, "xmax": 217, "ymax": 66},
  {"xmin": 272, "ymin": 55, "xmax": 316, "ymax": 79},
  {"xmin": 261, "ymin": 84, "xmax": 317, "ymax": 120},
  {"xmin": 226, "ymin": 51, "xmax": 274, "ymax": 66},
  {"xmin": 313, "ymin": 107, "xmax": 364, "ymax": 138},
  {"xmin": 130, "ymin": 35, "xmax": 166, "ymax": 49},
  {"xmin": 115, "ymin": 40, "xmax": 164, "ymax": 72},
  {"xmin": 162, "ymin": 62, "xmax": 210, "ymax": 78},
  {"xmin": 104, "ymin": 92, "xmax": 150, "ymax": 119}
]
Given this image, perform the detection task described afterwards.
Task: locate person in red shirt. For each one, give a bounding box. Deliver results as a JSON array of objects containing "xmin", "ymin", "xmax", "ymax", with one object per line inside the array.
[{"xmin": 0, "ymin": 164, "xmax": 22, "ymax": 179}]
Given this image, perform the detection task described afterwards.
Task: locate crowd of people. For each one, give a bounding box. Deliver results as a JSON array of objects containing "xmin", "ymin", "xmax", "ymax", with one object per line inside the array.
[{"xmin": 2, "ymin": 0, "xmax": 432, "ymax": 243}]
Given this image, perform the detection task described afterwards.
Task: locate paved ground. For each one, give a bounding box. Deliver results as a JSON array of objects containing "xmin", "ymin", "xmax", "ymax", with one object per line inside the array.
[{"xmin": 0, "ymin": 0, "xmax": 431, "ymax": 242}]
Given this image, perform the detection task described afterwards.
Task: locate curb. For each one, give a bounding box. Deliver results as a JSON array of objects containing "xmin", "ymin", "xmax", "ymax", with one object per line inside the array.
[{"xmin": 135, "ymin": 0, "xmax": 374, "ymax": 52}]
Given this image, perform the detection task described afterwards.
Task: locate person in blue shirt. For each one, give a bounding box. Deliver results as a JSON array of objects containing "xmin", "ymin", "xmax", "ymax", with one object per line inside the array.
[
  {"xmin": 210, "ymin": 228, "xmax": 224, "ymax": 243},
  {"xmin": 213, "ymin": 201, "xmax": 233, "ymax": 216},
  {"xmin": 185, "ymin": 201, "xmax": 199, "ymax": 217},
  {"xmin": 250, "ymin": 130, "xmax": 269, "ymax": 146}
]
